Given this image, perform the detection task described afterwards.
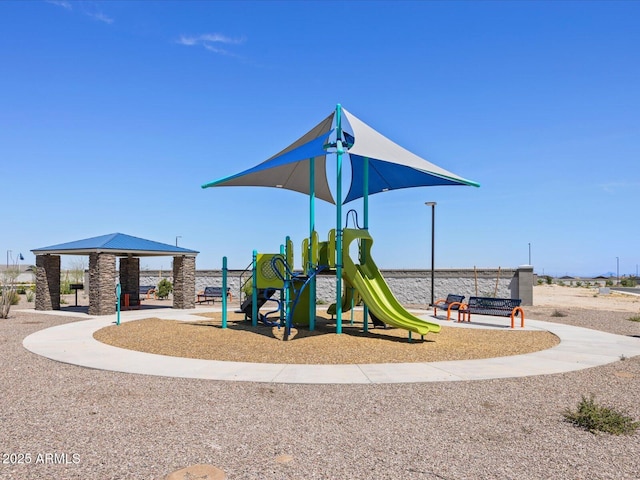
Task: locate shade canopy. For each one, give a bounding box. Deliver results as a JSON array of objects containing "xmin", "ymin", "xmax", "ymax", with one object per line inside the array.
[
  {"xmin": 341, "ymin": 109, "xmax": 479, "ymax": 203},
  {"xmin": 32, "ymin": 233, "xmax": 199, "ymax": 257},
  {"xmin": 202, "ymin": 113, "xmax": 336, "ymax": 203},
  {"xmin": 202, "ymin": 107, "xmax": 478, "ymax": 204}
]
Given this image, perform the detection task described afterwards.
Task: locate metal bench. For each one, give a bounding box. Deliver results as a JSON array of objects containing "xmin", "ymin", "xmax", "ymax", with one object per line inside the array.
[
  {"xmin": 433, "ymin": 294, "xmax": 465, "ymax": 320},
  {"xmin": 197, "ymin": 287, "xmax": 232, "ymax": 304},
  {"xmin": 457, "ymin": 296, "xmax": 525, "ymax": 328},
  {"xmin": 139, "ymin": 285, "xmax": 156, "ymax": 299}
]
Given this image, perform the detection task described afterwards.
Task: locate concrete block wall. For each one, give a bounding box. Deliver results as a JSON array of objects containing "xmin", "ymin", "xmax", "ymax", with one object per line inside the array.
[{"xmin": 141, "ymin": 267, "xmax": 532, "ymax": 306}]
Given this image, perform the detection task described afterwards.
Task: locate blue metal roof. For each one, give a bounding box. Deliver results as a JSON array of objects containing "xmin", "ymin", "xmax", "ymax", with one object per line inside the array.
[{"xmin": 32, "ymin": 233, "xmax": 199, "ymax": 256}]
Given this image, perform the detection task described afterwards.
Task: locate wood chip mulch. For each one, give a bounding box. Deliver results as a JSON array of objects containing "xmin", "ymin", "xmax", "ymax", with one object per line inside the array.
[{"xmin": 93, "ymin": 310, "xmax": 559, "ymax": 364}]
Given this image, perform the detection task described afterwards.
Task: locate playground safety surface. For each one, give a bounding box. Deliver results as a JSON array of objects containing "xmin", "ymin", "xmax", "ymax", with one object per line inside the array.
[{"xmin": 22, "ymin": 305, "xmax": 640, "ymax": 384}]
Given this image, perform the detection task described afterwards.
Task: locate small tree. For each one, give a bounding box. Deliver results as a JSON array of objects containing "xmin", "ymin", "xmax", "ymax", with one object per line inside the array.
[
  {"xmin": 1, "ymin": 263, "xmax": 19, "ymax": 318},
  {"xmin": 157, "ymin": 278, "xmax": 173, "ymax": 299}
]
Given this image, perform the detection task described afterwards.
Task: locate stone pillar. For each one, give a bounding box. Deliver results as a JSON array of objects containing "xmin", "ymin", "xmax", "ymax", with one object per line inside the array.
[
  {"xmin": 88, "ymin": 253, "xmax": 117, "ymax": 316},
  {"xmin": 173, "ymin": 256, "xmax": 195, "ymax": 309},
  {"xmin": 516, "ymin": 265, "xmax": 534, "ymax": 306},
  {"xmin": 35, "ymin": 254, "xmax": 61, "ymax": 311},
  {"xmin": 119, "ymin": 256, "xmax": 140, "ymax": 294}
]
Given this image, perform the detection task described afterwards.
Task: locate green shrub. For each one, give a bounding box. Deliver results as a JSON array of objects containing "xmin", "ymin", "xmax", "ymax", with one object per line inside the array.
[
  {"xmin": 9, "ymin": 291, "xmax": 19, "ymax": 305},
  {"xmin": 157, "ymin": 278, "xmax": 173, "ymax": 299},
  {"xmin": 621, "ymin": 279, "xmax": 637, "ymax": 287},
  {"xmin": 563, "ymin": 395, "xmax": 639, "ymax": 435},
  {"xmin": 60, "ymin": 278, "xmax": 72, "ymax": 295},
  {"xmin": 26, "ymin": 290, "xmax": 34, "ymax": 303},
  {"xmin": 545, "ymin": 276, "xmax": 553, "ymax": 285},
  {"xmin": 628, "ymin": 315, "xmax": 640, "ymax": 323},
  {"xmin": 605, "ymin": 279, "xmax": 614, "ymax": 286}
]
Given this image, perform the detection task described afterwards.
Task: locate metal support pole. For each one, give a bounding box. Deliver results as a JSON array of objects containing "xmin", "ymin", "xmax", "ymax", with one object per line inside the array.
[
  {"xmin": 116, "ymin": 283, "xmax": 121, "ymax": 326},
  {"xmin": 362, "ymin": 157, "xmax": 369, "ymax": 332},
  {"xmin": 222, "ymin": 256, "xmax": 228, "ymax": 329},
  {"xmin": 425, "ymin": 202, "xmax": 436, "ymax": 306},
  {"xmin": 335, "ymin": 104, "xmax": 344, "ymax": 334},
  {"xmin": 309, "ymin": 156, "xmax": 316, "ymax": 331},
  {"xmin": 252, "ymin": 250, "xmax": 258, "ymax": 327}
]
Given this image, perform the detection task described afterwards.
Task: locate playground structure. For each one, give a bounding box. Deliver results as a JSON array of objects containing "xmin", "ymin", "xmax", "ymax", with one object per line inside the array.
[
  {"xmin": 204, "ymin": 104, "xmax": 479, "ymax": 341},
  {"xmin": 224, "ymin": 219, "xmax": 441, "ymax": 341}
]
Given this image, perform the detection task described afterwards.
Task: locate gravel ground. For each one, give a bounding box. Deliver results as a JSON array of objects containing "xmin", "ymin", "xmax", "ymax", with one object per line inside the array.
[{"xmin": 1, "ymin": 289, "xmax": 640, "ymax": 479}]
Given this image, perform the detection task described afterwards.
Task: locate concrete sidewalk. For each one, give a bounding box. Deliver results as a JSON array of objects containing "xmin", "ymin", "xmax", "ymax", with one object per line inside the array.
[{"xmin": 21, "ymin": 307, "xmax": 640, "ymax": 384}]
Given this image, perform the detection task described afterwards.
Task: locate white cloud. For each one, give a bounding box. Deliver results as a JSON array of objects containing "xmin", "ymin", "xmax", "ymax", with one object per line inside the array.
[
  {"xmin": 46, "ymin": 0, "xmax": 114, "ymax": 24},
  {"xmin": 85, "ymin": 10, "xmax": 114, "ymax": 24},
  {"xmin": 600, "ymin": 181, "xmax": 640, "ymax": 193},
  {"xmin": 176, "ymin": 33, "xmax": 246, "ymax": 56},
  {"xmin": 46, "ymin": 0, "xmax": 72, "ymax": 10}
]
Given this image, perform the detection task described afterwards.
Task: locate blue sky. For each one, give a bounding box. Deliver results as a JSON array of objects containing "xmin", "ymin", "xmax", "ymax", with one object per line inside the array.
[{"xmin": 1, "ymin": 1, "xmax": 639, "ymax": 277}]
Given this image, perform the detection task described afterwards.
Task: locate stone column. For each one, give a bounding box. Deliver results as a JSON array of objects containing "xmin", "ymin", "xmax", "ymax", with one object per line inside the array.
[
  {"xmin": 88, "ymin": 253, "xmax": 117, "ymax": 316},
  {"xmin": 119, "ymin": 256, "xmax": 140, "ymax": 294},
  {"xmin": 35, "ymin": 254, "xmax": 61, "ymax": 311},
  {"xmin": 173, "ymin": 256, "xmax": 195, "ymax": 309},
  {"xmin": 516, "ymin": 265, "xmax": 534, "ymax": 306}
]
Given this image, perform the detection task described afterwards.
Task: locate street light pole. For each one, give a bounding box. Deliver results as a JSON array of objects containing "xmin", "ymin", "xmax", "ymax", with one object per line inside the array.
[
  {"xmin": 616, "ymin": 256, "xmax": 620, "ymax": 285},
  {"xmin": 6, "ymin": 250, "xmax": 11, "ymax": 269},
  {"xmin": 175, "ymin": 236, "xmax": 182, "ymax": 247},
  {"xmin": 425, "ymin": 202, "xmax": 436, "ymax": 306},
  {"xmin": 528, "ymin": 243, "xmax": 531, "ymax": 265}
]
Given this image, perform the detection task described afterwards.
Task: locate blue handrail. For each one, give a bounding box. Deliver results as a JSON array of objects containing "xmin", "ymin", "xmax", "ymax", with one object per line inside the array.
[{"xmin": 270, "ymin": 255, "xmax": 326, "ymax": 340}]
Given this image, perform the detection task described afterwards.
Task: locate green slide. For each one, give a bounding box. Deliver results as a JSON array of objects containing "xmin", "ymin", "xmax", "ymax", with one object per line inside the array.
[{"xmin": 341, "ymin": 228, "xmax": 441, "ymax": 336}]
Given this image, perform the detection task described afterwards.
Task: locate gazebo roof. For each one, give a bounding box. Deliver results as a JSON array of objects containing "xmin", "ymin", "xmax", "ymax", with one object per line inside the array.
[{"xmin": 31, "ymin": 233, "xmax": 199, "ymax": 257}]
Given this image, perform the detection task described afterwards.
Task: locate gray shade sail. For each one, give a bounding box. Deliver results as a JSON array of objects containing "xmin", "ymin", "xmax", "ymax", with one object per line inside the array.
[
  {"xmin": 201, "ymin": 107, "xmax": 478, "ymax": 204},
  {"xmin": 202, "ymin": 113, "xmax": 336, "ymax": 204},
  {"xmin": 341, "ymin": 108, "xmax": 479, "ymax": 203}
]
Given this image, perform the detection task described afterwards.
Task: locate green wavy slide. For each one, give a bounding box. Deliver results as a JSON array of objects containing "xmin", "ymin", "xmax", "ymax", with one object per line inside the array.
[{"xmin": 341, "ymin": 228, "xmax": 441, "ymax": 336}]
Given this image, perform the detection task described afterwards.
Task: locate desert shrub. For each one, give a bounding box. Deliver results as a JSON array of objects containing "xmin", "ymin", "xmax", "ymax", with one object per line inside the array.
[
  {"xmin": 563, "ymin": 395, "xmax": 639, "ymax": 435},
  {"xmin": 551, "ymin": 310, "xmax": 567, "ymax": 317},
  {"xmin": 545, "ymin": 275, "xmax": 553, "ymax": 285},
  {"xmin": 605, "ymin": 279, "xmax": 614, "ymax": 286},
  {"xmin": 157, "ymin": 278, "xmax": 173, "ymax": 299},
  {"xmin": 628, "ymin": 315, "xmax": 640, "ymax": 323},
  {"xmin": 9, "ymin": 291, "xmax": 19, "ymax": 305},
  {"xmin": 575, "ymin": 281, "xmax": 582, "ymax": 287},
  {"xmin": 621, "ymin": 279, "xmax": 637, "ymax": 287},
  {"xmin": 26, "ymin": 290, "xmax": 34, "ymax": 302}
]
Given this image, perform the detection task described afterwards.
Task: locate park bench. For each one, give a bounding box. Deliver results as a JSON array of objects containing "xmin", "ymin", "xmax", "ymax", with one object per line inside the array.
[
  {"xmin": 433, "ymin": 294, "xmax": 465, "ymax": 320},
  {"xmin": 457, "ymin": 296, "xmax": 525, "ymax": 328},
  {"xmin": 197, "ymin": 286, "xmax": 232, "ymax": 304},
  {"xmin": 139, "ymin": 285, "xmax": 156, "ymax": 299}
]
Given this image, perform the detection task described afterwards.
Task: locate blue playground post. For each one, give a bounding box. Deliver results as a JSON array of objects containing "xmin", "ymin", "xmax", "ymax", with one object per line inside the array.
[
  {"xmin": 308, "ymin": 156, "xmax": 316, "ymax": 331},
  {"xmin": 251, "ymin": 250, "xmax": 258, "ymax": 327},
  {"xmin": 335, "ymin": 103, "xmax": 344, "ymax": 334},
  {"xmin": 116, "ymin": 283, "xmax": 121, "ymax": 326},
  {"xmin": 222, "ymin": 256, "xmax": 228, "ymax": 329},
  {"xmin": 362, "ymin": 156, "xmax": 369, "ymax": 333},
  {"xmin": 280, "ymin": 242, "xmax": 287, "ymax": 325}
]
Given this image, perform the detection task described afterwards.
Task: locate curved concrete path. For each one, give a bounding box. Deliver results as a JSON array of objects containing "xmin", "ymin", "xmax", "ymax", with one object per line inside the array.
[{"xmin": 22, "ymin": 307, "xmax": 640, "ymax": 384}]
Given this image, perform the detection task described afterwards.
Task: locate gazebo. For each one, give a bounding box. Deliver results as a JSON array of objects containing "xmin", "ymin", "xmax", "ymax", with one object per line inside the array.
[{"xmin": 31, "ymin": 233, "xmax": 199, "ymax": 315}]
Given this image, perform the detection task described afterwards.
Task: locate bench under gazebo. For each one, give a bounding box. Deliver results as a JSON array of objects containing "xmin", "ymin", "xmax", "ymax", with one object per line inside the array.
[{"xmin": 31, "ymin": 233, "xmax": 199, "ymax": 315}]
